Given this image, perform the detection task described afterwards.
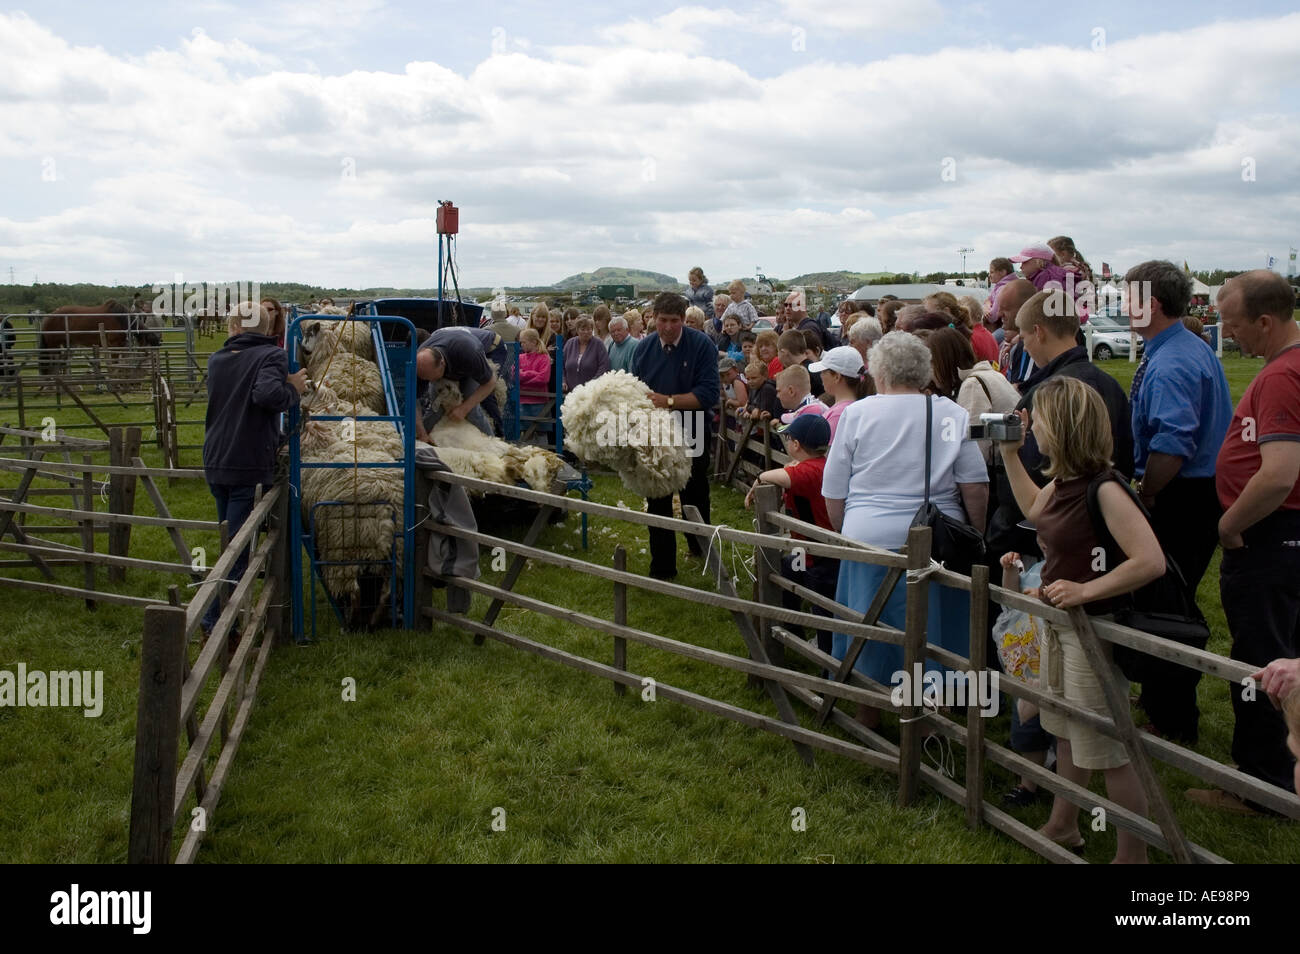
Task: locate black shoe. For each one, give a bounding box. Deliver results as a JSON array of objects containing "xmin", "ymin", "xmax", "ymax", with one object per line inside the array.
[
  {"xmin": 649, "ymin": 567, "xmax": 677, "ymax": 581},
  {"xmin": 1002, "ymin": 785, "xmax": 1044, "ymax": 807}
]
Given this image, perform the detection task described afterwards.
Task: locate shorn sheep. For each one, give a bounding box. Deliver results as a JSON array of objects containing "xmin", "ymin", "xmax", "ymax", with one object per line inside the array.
[
  {"xmin": 560, "ymin": 370, "xmax": 691, "ymax": 498},
  {"xmin": 426, "ymin": 380, "xmax": 566, "ymax": 490}
]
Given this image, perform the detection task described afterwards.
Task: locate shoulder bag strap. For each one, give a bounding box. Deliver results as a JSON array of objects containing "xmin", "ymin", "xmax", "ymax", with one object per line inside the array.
[{"xmin": 923, "ymin": 394, "xmax": 932, "ymax": 505}]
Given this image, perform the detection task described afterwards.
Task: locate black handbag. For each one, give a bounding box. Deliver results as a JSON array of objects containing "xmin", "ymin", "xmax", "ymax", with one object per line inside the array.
[
  {"xmin": 1085, "ymin": 472, "xmax": 1211, "ymax": 682},
  {"xmin": 911, "ymin": 395, "xmax": 986, "ymax": 574}
]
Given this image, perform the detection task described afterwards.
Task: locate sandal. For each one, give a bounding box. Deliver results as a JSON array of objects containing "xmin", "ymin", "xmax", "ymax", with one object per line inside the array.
[{"xmin": 1039, "ymin": 827, "xmax": 1085, "ymax": 855}]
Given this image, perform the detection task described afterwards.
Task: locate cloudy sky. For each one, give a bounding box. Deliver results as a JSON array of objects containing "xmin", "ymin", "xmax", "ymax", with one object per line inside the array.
[{"xmin": 1, "ymin": 0, "xmax": 1298, "ymax": 289}]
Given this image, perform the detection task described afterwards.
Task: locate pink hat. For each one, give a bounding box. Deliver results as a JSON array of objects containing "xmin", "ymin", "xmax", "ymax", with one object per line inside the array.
[{"xmin": 1010, "ymin": 243, "xmax": 1055, "ymax": 264}]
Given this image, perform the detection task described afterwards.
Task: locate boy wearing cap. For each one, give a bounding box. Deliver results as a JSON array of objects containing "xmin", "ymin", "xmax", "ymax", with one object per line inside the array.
[
  {"xmin": 745, "ymin": 413, "xmax": 838, "ymax": 658},
  {"xmin": 809, "ymin": 345, "xmax": 866, "ymax": 442},
  {"xmin": 1010, "ymin": 243, "xmax": 1070, "ymax": 293}
]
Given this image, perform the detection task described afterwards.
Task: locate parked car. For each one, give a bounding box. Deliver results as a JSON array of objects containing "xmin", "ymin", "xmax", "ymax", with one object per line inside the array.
[{"xmin": 1085, "ymin": 316, "xmax": 1144, "ymax": 360}]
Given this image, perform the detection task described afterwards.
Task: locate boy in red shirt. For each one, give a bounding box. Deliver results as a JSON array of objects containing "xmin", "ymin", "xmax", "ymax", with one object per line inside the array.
[{"xmin": 745, "ymin": 414, "xmax": 838, "ymax": 659}]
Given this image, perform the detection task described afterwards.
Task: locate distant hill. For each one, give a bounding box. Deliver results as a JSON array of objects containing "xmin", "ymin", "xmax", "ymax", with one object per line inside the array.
[
  {"xmin": 552, "ymin": 268, "xmax": 683, "ymax": 292},
  {"xmin": 784, "ymin": 271, "xmax": 893, "ymax": 288}
]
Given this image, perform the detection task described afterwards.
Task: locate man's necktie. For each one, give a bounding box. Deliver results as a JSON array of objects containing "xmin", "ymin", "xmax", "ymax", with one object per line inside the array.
[{"xmin": 1129, "ymin": 352, "xmax": 1149, "ymax": 403}]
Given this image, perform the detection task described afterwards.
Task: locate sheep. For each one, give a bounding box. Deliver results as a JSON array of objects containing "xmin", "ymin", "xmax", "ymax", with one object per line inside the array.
[
  {"xmin": 559, "ymin": 370, "xmax": 691, "ymax": 499},
  {"xmin": 300, "ymin": 318, "xmax": 376, "ymax": 362},
  {"xmin": 317, "ymin": 305, "xmax": 349, "ymax": 316},
  {"xmin": 305, "ymin": 351, "xmax": 385, "ymax": 416},
  {"xmin": 301, "ymin": 383, "xmax": 403, "ymax": 458},
  {"xmin": 428, "ymin": 412, "xmax": 565, "ymax": 490},
  {"xmin": 298, "ymin": 440, "xmax": 404, "ymax": 615}
]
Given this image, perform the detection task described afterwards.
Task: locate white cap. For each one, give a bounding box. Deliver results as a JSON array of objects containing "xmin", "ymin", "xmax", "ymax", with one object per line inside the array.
[{"xmin": 808, "ymin": 345, "xmax": 864, "ymax": 377}]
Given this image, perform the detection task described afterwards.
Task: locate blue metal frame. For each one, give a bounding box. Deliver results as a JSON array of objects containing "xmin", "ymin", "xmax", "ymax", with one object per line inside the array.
[{"xmin": 287, "ymin": 313, "xmax": 418, "ymax": 642}]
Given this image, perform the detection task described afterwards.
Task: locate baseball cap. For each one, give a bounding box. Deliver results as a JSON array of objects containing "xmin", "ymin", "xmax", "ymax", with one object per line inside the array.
[
  {"xmin": 780, "ymin": 412, "xmax": 831, "ymax": 449},
  {"xmin": 808, "ymin": 345, "xmax": 864, "ymax": 377},
  {"xmin": 1009, "ymin": 244, "xmax": 1056, "ymax": 264},
  {"xmin": 718, "ymin": 356, "xmax": 738, "ymax": 374}
]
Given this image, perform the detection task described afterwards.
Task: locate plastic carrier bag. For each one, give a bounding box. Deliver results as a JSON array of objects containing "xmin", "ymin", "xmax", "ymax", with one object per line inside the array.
[{"xmin": 993, "ymin": 560, "xmax": 1044, "ymax": 685}]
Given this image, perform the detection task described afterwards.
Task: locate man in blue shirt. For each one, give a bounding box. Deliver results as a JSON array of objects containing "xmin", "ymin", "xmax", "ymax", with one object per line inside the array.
[
  {"xmin": 632, "ymin": 292, "xmax": 721, "ymax": 580},
  {"xmin": 1127, "ymin": 260, "xmax": 1233, "ymax": 745}
]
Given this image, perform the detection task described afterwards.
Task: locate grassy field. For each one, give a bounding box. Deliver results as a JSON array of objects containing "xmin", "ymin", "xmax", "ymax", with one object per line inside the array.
[{"xmin": 1, "ymin": 350, "xmax": 1295, "ymax": 864}]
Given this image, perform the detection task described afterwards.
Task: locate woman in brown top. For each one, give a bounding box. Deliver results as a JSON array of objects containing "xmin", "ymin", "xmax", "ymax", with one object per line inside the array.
[{"xmin": 1000, "ymin": 376, "xmax": 1165, "ymax": 864}]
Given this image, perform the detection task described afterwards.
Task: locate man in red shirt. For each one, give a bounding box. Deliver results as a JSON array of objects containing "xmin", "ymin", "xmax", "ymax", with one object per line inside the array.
[
  {"xmin": 1188, "ymin": 270, "xmax": 1300, "ymax": 812},
  {"xmin": 745, "ymin": 414, "xmax": 836, "ymax": 659}
]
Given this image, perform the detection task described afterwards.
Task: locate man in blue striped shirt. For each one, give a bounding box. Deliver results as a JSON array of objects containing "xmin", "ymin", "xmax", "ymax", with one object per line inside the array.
[{"xmin": 1127, "ymin": 260, "xmax": 1233, "ymax": 745}]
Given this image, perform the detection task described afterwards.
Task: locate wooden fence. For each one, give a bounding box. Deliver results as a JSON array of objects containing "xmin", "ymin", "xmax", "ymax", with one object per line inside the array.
[
  {"xmin": 0, "ymin": 425, "xmax": 213, "ymax": 606},
  {"xmin": 417, "ymin": 469, "xmax": 1300, "ymax": 864},
  {"xmin": 128, "ymin": 481, "xmax": 291, "ymax": 864}
]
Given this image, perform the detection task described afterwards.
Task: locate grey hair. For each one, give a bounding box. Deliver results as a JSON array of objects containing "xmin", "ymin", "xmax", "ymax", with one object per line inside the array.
[
  {"xmin": 608, "ymin": 316, "xmax": 628, "ymax": 331},
  {"xmin": 868, "ymin": 331, "xmax": 932, "ymax": 390},
  {"xmin": 575, "ymin": 315, "xmax": 595, "ymax": 332},
  {"xmin": 849, "ymin": 316, "xmax": 883, "ymax": 345},
  {"xmin": 895, "ymin": 303, "xmax": 926, "ymax": 328},
  {"xmin": 1123, "ymin": 260, "xmax": 1192, "ymax": 318}
]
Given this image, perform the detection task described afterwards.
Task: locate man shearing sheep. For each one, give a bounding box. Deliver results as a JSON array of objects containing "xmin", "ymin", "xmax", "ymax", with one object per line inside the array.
[{"xmin": 415, "ymin": 325, "xmax": 506, "ymax": 441}]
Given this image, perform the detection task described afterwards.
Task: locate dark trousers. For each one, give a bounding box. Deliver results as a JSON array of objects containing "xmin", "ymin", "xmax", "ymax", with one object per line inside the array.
[
  {"xmin": 202, "ymin": 483, "xmax": 259, "ymax": 633},
  {"xmin": 1221, "ymin": 514, "xmax": 1300, "ymax": 792},
  {"xmin": 779, "ymin": 555, "xmax": 839, "ymax": 657},
  {"xmin": 646, "ymin": 430, "xmax": 712, "ymax": 578},
  {"xmin": 1140, "ymin": 475, "xmax": 1221, "ymax": 743}
]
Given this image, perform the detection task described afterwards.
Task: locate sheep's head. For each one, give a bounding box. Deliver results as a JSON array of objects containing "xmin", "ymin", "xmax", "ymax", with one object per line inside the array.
[{"xmin": 301, "ymin": 381, "xmax": 339, "ymax": 413}]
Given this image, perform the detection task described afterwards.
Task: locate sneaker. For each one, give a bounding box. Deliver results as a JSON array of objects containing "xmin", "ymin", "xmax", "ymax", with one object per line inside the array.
[
  {"xmin": 1002, "ymin": 785, "xmax": 1044, "ymax": 807},
  {"xmin": 1185, "ymin": 788, "xmax": 1261, "ymax": 816}
]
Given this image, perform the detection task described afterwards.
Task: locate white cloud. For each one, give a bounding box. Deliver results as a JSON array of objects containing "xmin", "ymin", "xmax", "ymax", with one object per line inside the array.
[
  {"xmin": 778, "ymin": 0, "xmax": 944, "ymax": 32},
  {"xmin": 1, "ymin": 8, "xmax": 1298, "ymax": 287}
]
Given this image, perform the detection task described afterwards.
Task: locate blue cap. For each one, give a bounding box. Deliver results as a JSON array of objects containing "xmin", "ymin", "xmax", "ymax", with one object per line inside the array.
[{"xmin": 781, "ymin": 412, "xmax": 831, "ymax": 449}]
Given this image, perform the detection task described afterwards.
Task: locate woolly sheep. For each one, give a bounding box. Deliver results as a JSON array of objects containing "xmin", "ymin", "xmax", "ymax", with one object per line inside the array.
[
  {"xmin": 560, "ymin": 370, "xmax": 691, "ymax": 498},
  {"xmin": 298, "ymin": 441, "xmax": 403, "ymax": 606},
  {"xmin": 301, "ymin": 319, "xmax": 376, "ymax": 362}
]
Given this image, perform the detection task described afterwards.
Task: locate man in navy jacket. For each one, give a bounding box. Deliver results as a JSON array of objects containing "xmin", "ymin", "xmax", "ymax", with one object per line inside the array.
[
  {"xmin": 202, "ymin": 303, "xmax": 307, "ymax": 638},
  {"xmin": 632, "ymin": 292, "xmax": 720, "ymax": 579}
]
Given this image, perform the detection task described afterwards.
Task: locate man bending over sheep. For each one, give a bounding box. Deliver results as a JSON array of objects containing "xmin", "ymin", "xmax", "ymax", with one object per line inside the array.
[
  {"xmin": 202, "ymin": 302, "xmax": 308, "ymax": 647},
  {"xmin": 415, "ymin": 326, "xmax": 506, "ymax": 440}
]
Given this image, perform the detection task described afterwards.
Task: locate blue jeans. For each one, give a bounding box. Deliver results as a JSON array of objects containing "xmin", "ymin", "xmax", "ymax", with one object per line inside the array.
[{"xmin": 201, "ymin": 483, "xmax": 259, "ymax": 634}]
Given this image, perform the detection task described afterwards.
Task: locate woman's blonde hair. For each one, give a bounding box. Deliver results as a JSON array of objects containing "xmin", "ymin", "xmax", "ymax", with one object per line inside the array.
[
  {"xmin": 754, "ymin": 329, "xmax": 779, "ymax": 354},
  {"xmin": 1032, "ymin": 376, "xmax": 1113, "ymax": 480},
  {"xmin": 529, "ymin": 303, "xmax": 549, "ymax": 329},
  {"xmin": 923, "ymin": 291, "xmax": 970, "ymax": 328}
]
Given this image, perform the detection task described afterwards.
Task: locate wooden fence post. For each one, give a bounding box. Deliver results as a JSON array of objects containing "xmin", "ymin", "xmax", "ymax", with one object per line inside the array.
[
  {"xmin": 107, "ymin": 426, "xmax": 142, "ymax": 581},
  {"xmin": 752, "ymin": 483, "xmax": 785, "ymax": 674},
  {"xmin": 898, "ymin": 524, "xmax": 931, "ymax": 807},
  {"xmin": 613, "ymin": 546, "xmax": 627, "ymax": 696},
  {"xmin": 128, "ymin": 605, "xmax": 187, "ymax": 864}
]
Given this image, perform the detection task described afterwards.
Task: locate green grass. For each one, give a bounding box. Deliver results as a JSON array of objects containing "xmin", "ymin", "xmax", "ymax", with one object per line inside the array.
[{"xmin": 0, "ymin": 351, "xmax": 1295, "ymax": 863}]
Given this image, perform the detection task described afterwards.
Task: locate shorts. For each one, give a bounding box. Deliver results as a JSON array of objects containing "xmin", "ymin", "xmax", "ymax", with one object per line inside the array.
[{"xmin": 1037, "ymin": 617, "xmax": 1130, "ymax": 771}]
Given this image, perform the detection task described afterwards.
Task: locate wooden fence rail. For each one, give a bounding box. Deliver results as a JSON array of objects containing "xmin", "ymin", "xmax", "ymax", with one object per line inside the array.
[{"xmin": 418, "ymin": 469, "xmax": 1300, "ymax": 863}]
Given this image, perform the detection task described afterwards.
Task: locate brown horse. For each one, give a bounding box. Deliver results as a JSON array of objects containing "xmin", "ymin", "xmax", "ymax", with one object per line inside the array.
[{"xmin": 39, "ymin": 300, "xmax": 130, "ymax": 377}]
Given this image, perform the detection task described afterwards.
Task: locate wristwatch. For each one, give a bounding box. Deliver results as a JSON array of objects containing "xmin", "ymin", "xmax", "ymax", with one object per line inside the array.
[{"xmin": 667, "ymin": 395, "xmax": 675, "ymax": 408}]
